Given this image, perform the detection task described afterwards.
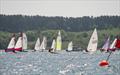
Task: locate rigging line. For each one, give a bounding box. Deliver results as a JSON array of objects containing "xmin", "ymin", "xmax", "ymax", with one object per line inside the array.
[{"xmin": 106, "ymin": 51, "xmax": 112, "ymax": 61}]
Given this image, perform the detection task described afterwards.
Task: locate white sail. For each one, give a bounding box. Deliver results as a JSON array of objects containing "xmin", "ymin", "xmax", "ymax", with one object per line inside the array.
[
  {"xmin": 102, "ymin": 37, "xmax": 110, "ymax": 51},
  {"xmin": 34, "ymin": 38, "xmax": 40, "ymax": 51},
  {"xmin": 22, "ymin": 33, "xmax": 27, "ymax": 50},
  {"xmin": 51, "ymin": 39, "xmax": 56, "ymax": 52},
  {"xmin": 67, "ymin": 41, "xmax": 73, "ymax": 51},
  {"xmin": 7, "ymin": 36, "xmax": 15, "ymax": 49},
  {"xmin": 14, "ymin": 36, "xmax": 22, "ymax": 50},
  {"xmin": 40, "ymin": 36, "xmax": 47, "ymax": 50},
  {"xmin": 56, "ymin": 30, "xmax": 62, "ymax": 51},
  {"xmin": 110, "ymin": 38, "xmax": 117, "ymax": 49},
  {"xmin": 87, "ymin": 28, "xmax": 98, "ymax": 53}
]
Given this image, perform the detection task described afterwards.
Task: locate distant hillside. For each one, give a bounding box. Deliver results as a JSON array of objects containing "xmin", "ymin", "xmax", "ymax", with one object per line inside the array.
[{"xmin": 0, "ymin": 14, "xmax": 120, "ymax": 32}]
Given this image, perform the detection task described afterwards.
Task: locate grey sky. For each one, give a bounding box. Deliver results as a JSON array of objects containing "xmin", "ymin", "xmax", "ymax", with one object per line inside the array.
[{"xmin": 0, "ymin": 0, "xmax": 120, "ymax": 17}]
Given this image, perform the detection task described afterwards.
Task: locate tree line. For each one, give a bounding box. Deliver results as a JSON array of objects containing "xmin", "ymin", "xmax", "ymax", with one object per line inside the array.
[{"xmin": 0, "ymin": 14, "xmax": 120, "ymax": 32}]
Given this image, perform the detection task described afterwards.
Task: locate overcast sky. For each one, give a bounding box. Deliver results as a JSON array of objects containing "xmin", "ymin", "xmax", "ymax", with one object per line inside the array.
[{"xmin": 0, "ymin": 0, "xmax": 120, "ymax": 17}]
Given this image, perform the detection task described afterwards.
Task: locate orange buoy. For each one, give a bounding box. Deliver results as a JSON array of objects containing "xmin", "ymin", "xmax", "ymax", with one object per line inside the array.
[{"xmin": 99, "ymin": 60, "xmax": 109, "ymax": 67}]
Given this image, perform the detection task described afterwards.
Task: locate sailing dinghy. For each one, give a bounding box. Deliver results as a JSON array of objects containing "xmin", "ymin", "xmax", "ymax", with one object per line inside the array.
[
  {"xmin": 56, "ymin": 30, "xmax": 62, "ymax": 51},
  {"xmin": 109, "ymin": 38, "xmax": 117, "ymax": 51},
  {"xmin": 34, "ymin": 38, "xmax": 41, "ymax": 51},
  {"xmin": 87, "ymin": 28, "xmax": 98, "ymax": 53},
  {"xmin": 14, "ymin": 32, "xmax": 27, "ymax": 52},
  {"xmin": 66, "ymin": 41, "xmax": 73, "ymax": 52},
  {"xmin": 101, "ymin": 37, "xmax": 110, "ymax": 52},
  {"xmin": 5, "ymin": 34, "xmax": 15, "ymax": 52},
  {"xmin": 99, "ymin": 38, "xmax": 119, "ymax": 67},
  {"xmin": 40, "ymin": 36, "xmax": 47, "ymax": 51},
  {"xmin": 49, "ymin": 30, "xmax": 62, "ymax": 54},
  {"xmin": 49, "ymin": 39, "xmax": 56, "ymax": 53}
]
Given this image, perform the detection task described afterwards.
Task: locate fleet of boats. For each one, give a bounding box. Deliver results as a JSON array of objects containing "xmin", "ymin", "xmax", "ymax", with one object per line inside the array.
[{"xmin": 4, "ymin": 29, "xmax": 120, "ymax": 53}]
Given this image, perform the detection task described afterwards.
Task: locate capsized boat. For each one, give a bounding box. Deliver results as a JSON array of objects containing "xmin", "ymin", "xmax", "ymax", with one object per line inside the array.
[{"xmin": 87, "ymin": 28, "xmax": 98, "ymax": 53}]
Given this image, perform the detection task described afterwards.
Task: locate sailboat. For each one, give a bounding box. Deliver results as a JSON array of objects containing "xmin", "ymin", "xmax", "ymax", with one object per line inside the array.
[
  {"xmin": 34, "ymin": 38, "xmax": 41, "ymax": 51},
  {"xmin": 66, "ymin": 41, "xmax": 73, "ymax": 52},
  {"xmin": 40, "ymin": 36, "xmax": 47, "ymax": 51},
  {"xmin": 109, "ymin": 38, "xmax": 117, "ymax": 51},
  {"xmin": 14, "ymin": 32, "xmax": 27, "ymax": 52},
  {"xmin": 5, "ymin": 34, "xmax": 15, "ymax": 52},
  {"xmin": 49, "ymin": 39, "xmax": 56, "ymax": 53},
  {"xmin": 56, "ymin": 30, "xmax": 62, "ymax": 51},
  {"xmin": 87, "ymin": 28, "xmax": 98, "ymax": 53},
  {"xmin": 101, "ymin": 37, "xmax": 110, "ymax": 52}
]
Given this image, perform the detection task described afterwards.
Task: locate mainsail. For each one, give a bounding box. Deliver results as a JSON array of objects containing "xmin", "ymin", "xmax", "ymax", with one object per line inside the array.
[
  {"xmin": 40, "ymin": 36, "xmax": 47, "ymax": 50},
  {"xmin": 7, "ymin": 34, "xmax": 15, "ymax": 50},
  {"xmin": 109, "ymin": 38, "xmax": 117, "ymax": 51},
  {"xmin": 87, "ymin": 28, "xmax": 98, "ymax": 53},
  {"xmin": 67, "ymin": 41, "xmax": 73, "ymax": 51},
  {"xmin": 14, "ymin": 32, "xmax": 27, "ymax": 51},
  {"xmin": 14, "ymin": 35, "xmax": 22, "ymax": 51},
  {"xmin": 22, "ymin": 33, "xmax": 27, "ymax": 50},
  {"xmin": 51, "ymin": 39, "xmax": 56, "ymax": 52},
  {"xmin": 56, "ymin": 30, "xmax": 62, "ymax": 51},
  {"xmin": 34, "ymin": 38, "xmax": 40, "ymax": 51},
  {"xmin": 102, "ymin": 37, "xmax": 110, "ymax": 51}
]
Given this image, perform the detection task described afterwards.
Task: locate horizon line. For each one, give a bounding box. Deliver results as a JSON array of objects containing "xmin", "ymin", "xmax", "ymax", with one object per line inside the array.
[{"xmin": 0, "ymin": 14, "xmax": 120, "ymax": 18}]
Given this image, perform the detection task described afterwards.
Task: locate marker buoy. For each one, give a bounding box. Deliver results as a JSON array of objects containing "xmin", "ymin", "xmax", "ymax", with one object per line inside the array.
[{"xmin": 99, "ymin": 60, "xmax": 109, "ymax": 67}]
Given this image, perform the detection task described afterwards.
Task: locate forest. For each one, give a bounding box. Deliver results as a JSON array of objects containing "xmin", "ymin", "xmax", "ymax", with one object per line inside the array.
[
  {"xmin": 0, "ymin": 14, "xmax": 120, "ymax": 49},
  {"xmin": 0, "ymin": 14, "xmax": 120, "ymax": 32}
]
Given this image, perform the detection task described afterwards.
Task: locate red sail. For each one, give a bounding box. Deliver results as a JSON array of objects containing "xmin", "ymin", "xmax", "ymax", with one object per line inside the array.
[{"xmin": 115, "ymin": 39, "xmax": 120, "ymax": 48}]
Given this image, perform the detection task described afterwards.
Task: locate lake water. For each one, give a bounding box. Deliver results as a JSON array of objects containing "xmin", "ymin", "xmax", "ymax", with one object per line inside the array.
[{"xmin": 0, "ymin": 50, "xmax": 120, "ymax": 75}]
